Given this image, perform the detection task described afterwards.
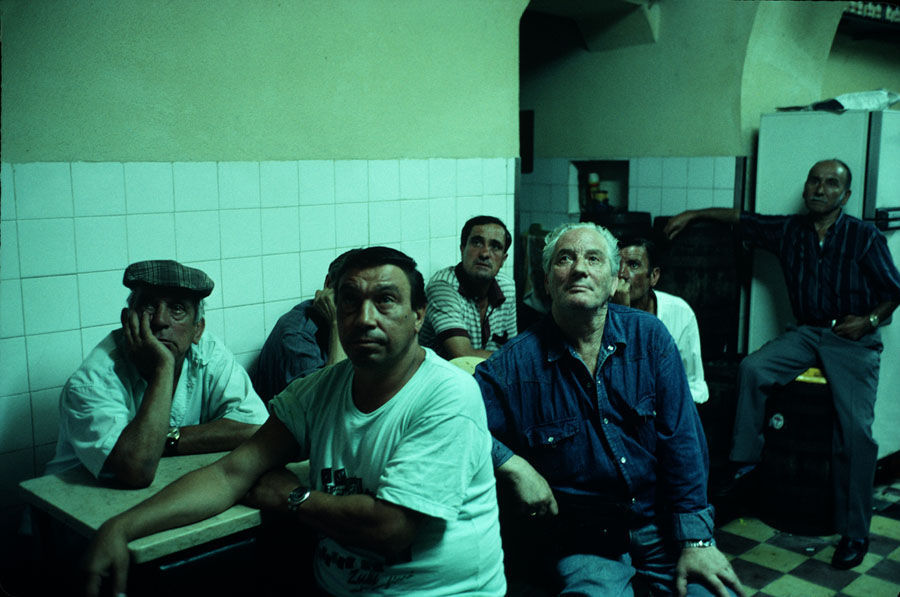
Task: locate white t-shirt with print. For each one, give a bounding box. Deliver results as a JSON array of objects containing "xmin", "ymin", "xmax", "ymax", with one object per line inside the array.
[{"xmin": 270, "ymin": 348, "xmax": 505, "ymax": 596}]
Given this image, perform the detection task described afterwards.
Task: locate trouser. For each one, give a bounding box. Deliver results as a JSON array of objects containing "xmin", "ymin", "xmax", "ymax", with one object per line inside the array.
[
  {"xmin": 554, "ymin": 522, "xmax": 735, "ymax": 596},
  {"xmin": 730, "ymin": 325, "xmax": 882, "ymax": 538}
]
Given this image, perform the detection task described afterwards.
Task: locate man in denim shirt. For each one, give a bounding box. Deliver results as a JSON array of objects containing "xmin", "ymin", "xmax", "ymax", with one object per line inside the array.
[{"xmin": 476, "ymin": 223, "xmax": 744, "ymax": 596}]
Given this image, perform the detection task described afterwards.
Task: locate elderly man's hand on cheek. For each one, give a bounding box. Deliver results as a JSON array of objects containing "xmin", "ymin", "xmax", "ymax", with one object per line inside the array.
[{"xmin": 121, "ymin": 308, "xmax": 174, "ymax": 380}]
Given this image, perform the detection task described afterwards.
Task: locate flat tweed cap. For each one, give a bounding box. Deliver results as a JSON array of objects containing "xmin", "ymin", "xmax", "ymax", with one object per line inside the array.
[{"xmin": 123, "ymin": 260, "xmax": 214, "ymax": 298}]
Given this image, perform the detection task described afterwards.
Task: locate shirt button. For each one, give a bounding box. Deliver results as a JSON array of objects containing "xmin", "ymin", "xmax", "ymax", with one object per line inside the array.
[
  {"xmin": 607, "ymin": 345, "xmax": 614, "ymax": 351},
  {"xmin": 631, "ymin": 497, "xmax": 637, "ymax": 504},
  {"xmin": 620, "ymin": 457, "xmax": 627, "ymax": 464},
  {"xmin": 603, "ymin": 418, "xmax": 609, "ymax": 424},
  {"xmin": 547, "ymin": 436, "xmax": 555, "ymax": 444}
]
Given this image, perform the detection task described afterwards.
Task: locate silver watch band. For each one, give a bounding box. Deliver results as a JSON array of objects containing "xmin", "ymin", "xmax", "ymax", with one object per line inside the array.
[{"xmin": 683, "ymin": 538, "xmax": 715, "ymax": 548}]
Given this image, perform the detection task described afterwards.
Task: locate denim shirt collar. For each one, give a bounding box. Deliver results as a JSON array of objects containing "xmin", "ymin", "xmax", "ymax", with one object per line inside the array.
[{"xmin": 543, "ymin": 305, "xmax": 628, "ymax": 368}]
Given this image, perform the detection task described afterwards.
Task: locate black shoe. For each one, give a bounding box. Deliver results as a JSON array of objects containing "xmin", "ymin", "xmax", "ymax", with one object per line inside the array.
[
  {"xmin": 712, "ymin": 463, "xmax": 758, "ymax": 499},
  {"xmin": 831, "ymin": 536, "xmax": 869, "ymax": 570}
]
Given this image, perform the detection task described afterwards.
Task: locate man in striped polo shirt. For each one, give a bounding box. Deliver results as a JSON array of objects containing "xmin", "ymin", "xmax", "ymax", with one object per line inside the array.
[
  {"xmin": 420, "ymin": 215, "xmax": 518, "ymax": 360},
  {"xmin": 665, "ymin": 159, "xmax": 900, "ymax": 570}
]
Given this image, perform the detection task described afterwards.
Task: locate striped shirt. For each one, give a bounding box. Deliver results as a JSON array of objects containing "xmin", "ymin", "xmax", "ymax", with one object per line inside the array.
[
  {"xmin": 740, "ymin": 212, "xmax": 900, "ymax": 323},
  {"xmin": 419, "ymin": 264, "xmax": 517, "ymax": 357}
]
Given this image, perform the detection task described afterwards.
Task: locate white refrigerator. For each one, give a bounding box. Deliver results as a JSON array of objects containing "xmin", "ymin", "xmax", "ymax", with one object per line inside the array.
[{"xmin": 751, "ymin": 110, "xmax": 900, "ymax": 457}]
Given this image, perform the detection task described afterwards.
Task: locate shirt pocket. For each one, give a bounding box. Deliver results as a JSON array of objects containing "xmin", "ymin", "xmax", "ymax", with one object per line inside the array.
[
  {"xmin": 523, "ymin": 417, "xmax": 585, "ymax": 480},
  {"xmin": 628, "ymin": 393, "xmax": 657, "ymax": 452}
]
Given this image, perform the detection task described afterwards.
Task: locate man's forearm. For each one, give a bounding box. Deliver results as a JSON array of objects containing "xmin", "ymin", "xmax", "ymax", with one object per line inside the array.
[
  {"xmin": 111, "ymin": 457, "xmax": 247, "ymax": 541},
  {"xmin": 85, "ymin": 422, "xmax": 294, "ymax": 596},
  {"xmin": 834, "ymin": 300, "xmax": 900, "ymax": 340},
  {"xmin": 871, "ymin": 301, "xmax": 899, "ymax": 324},
  {"xmin": 104, "ymin": 363, "xmax": 176, "ymax": 487},
  {"xmin": 293, "ymin": 491, "xmax": 420, "ymax": 557},
  {"xmin": 441, "ymin": 336, "xmax": 493, "ymax": 360},
  {"xmin": 495, "ymin": 453, "xmax": 530, "ymax": 482},
  {"xmin": 115, "ymin": 421, "xmax": 294, "ymax": 537},
  {"xmin": 326, "ymin": 321, "xmax": 347, "ymax": 366},
  {"xmin": 495, "ymin": 454, "xmax": 558, "ymax": 517},
  {"xmin": 686, "ymin": 207, "xmax": 740, "ymax": 223},
  {"xmin": 176, "ymin": 418, "xmax": 262, "ymax": 455},
  {"xmin": 665, "ymin": 208, "xmax": 740, "ymax": 239},
  {"xmin": 244, "ymin": 463, "xmax": 419, "ymax": 557},
  {"xmin": 453, "ymin": 347, "xmax": 493, "ymax": 359}
]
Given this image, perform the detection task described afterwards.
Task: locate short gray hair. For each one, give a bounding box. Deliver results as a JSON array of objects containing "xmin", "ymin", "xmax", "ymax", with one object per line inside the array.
[
  {"xmin": 126, "ymin": 289, "xmax": 206, "ymax": 324},
  {"xmin": 542, "ymin": 222, "xmax": 620, "ymax": 275}
]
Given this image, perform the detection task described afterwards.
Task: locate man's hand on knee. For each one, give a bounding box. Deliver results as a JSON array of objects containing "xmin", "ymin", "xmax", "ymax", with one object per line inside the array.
[{"xmin": 675, "ymin": 545, "xmax": 747, "ymax": 597}]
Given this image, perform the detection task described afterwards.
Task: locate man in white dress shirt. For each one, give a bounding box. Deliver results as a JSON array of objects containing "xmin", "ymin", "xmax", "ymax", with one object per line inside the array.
[{"xmin": 613, "ymin": 237, "xmax": 709, "ymax": 404}]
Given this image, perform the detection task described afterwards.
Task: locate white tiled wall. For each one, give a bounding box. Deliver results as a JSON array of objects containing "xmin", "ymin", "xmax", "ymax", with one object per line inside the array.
[
  {"xmin": 518, "ymin": 156, "xmax": 739, "ymax": 234},
  {"xmin": 629, "ymin": 156, "xmax": 737, "ymax": 217},
  {"xmin": 517, "ymin": 158, "xmax": 579, "ymax": 235},
  {"xmin": 0, "ymin": 157, "xmax": 516, "ymax": 512}
]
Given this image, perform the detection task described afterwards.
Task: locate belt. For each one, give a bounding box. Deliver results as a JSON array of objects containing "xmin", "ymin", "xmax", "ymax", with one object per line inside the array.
[{"xmin": 548, "ymin": 492, "xmax": 642, "ymax": 558}]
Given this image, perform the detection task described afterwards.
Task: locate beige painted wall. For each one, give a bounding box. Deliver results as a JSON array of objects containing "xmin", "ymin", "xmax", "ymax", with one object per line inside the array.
[
  {"xmin": 739, "ymin": 1, "xmax": 845, "ymax": 146},
  {"xmin": 521, "ymin": 2, "xmax": 760, "ymax": 158},
  {"xmin": 823, "ymin": 32, "xmax": 900, "ymax": 100},
  {"xmin": 0, "ymin": 0, "xmax": 527, "ymax": 162},
  {"xmin": 522, "ymin": 1, "xmax": 898, "ymax": 159}
]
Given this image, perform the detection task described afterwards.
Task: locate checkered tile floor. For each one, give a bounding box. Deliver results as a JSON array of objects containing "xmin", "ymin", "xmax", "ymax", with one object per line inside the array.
[{"xmin": 716, "ymin": 481, "xmax": 900, "ymax": 597}]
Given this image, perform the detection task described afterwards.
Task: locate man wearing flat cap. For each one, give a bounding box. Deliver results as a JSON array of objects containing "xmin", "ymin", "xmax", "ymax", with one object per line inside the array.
[{"xmin": 46, "ymin": 260, "xmax": 269, "ymax": 488}]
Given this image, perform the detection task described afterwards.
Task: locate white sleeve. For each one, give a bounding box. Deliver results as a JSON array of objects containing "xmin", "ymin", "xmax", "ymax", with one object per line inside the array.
[
  {"xmin": 675, "ymin": 312, "xmax": 709, "ymax": 405},
  {"xmin": 60, "ymin": 381, "xmax": 133, "ymax": 478},
  {"xmin": 377, "ymin": 376, "xmax": 490, "ymax": 521},
  {"xmin": 200, "ymin": 342, "xmax": 269, "ymax": 424}
]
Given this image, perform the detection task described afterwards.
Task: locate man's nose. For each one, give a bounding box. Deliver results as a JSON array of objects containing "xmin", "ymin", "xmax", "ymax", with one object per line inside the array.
[
  {"xmin": 570, "ymin": 255, "xmax": 589, "ymax": 274},
  {"xmin": 149, "ymin": 304, "xmax": 171, "ymax": 328},
  {"xmin": 356, "ymin": 301, "xmax": 377, "ymax": 327}
]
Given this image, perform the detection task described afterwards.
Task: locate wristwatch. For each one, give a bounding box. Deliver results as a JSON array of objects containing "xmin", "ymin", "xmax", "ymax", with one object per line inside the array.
[
  {"xmin": 287, "ymin": 486, "xmax": 312, "ymax": 512},
  {"xmin": 869, "ymin": 313, "xmax": 880, "ymax": 329},
  {"xmin": 683, "ymin": 538, "xmax": 716, "ymax": 549},
  {"xmin": 164, "ymin": 426, "xmax": 180, "ymax": 455}
]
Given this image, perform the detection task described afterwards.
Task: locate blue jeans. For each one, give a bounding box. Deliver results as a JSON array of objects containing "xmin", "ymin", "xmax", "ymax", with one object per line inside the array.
[{"xmin": 555, "ymin": 522, "xmax": 734, "ymax": 596}]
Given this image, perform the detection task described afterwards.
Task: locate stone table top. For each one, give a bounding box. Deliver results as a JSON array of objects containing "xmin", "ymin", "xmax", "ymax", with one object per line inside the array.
[{"xmin": 19, "ymin": 452, "xmax": 309, "ymax": 564}]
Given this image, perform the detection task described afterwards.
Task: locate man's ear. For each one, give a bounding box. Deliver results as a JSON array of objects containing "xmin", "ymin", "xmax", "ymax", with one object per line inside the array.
[
  {"xmin": 413, "ymin": 305, "xmax": 426, "ymax": 333},
  {"xmin": 649, "ymin": 267, "xmax": 661, "ymax": 288},
  {"xmin": 840, "ymin": 189, "xmax": 851, "ymax": 207},
  {"xmin": 192, "ymin": 319, "xmax": 205, "ymax": 344}
]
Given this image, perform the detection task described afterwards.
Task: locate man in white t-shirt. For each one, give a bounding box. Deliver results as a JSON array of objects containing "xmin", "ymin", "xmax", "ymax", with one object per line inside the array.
[
  {"xmin": 613, "ymin": 237, "xmax": 709, "ymax": 404},
  {"xmin": 83, "ymin": 247, "xmax": 505, "ymax": 597}
]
